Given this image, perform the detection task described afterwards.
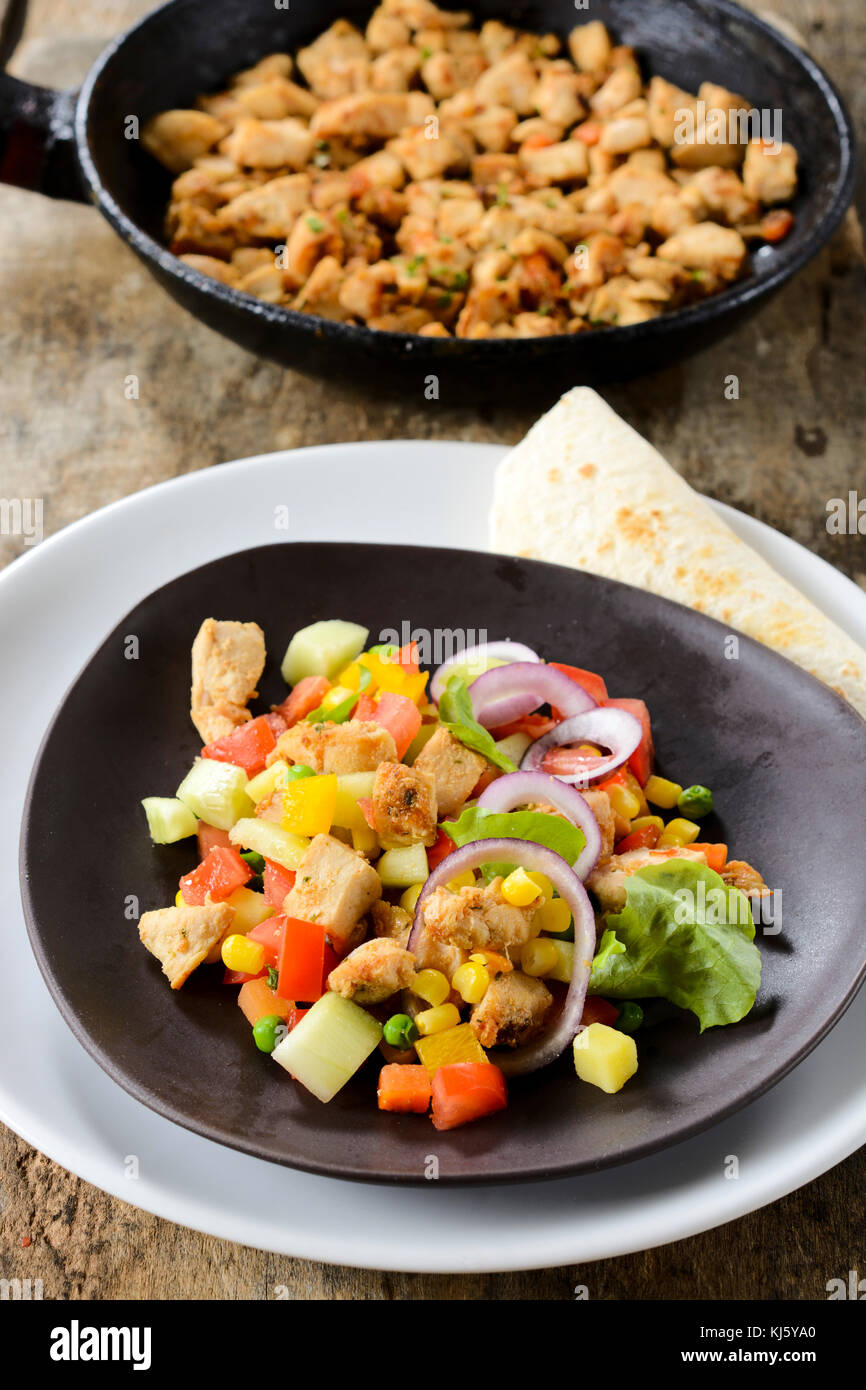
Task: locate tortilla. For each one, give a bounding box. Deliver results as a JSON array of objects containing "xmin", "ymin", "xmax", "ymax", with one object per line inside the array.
[{"xmin": 490, "ymin": 387, "xmax": 866, "ymax": 720}]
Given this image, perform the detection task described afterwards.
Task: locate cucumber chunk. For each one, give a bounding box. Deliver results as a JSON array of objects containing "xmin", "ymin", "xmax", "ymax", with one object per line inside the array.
[
  {"xmin": 377, "ymin": 842, "xmax": 430, "ymax": 889},
  {"xmin": 141, "ymin": 796, "xmax": 198, "ymax": 844},
  {"xmin": 176, "ymin": 759, "xmax": 254, "ymax": 831},
  {"xmin": 281, "ymin": 619, "xmax": 369, "ymax": 686},
  {"xmin": 272, "ymin": 992, "xmax": 382, "ymax": 1102}
]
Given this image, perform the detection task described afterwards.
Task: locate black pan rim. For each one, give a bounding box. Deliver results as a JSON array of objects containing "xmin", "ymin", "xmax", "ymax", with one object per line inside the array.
[
  {"xmin": 19, "ymin": 538, "xmax": 866, "ymax": 1186},
  {"xmin": 72, "ymin": 0, "xmax": 857, "ymax": 360}
]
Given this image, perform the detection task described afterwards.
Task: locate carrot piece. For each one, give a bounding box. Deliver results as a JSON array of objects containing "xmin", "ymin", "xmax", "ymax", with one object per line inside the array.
[
  {"xmin": 377, "ymin": 1064, "xmax": 432, "ymax": 1114},
  {"xmin": 693, "ymin": 843, "xmax": 728, "ymax": 873},
  {"xmin": 431, "ymin": 1063, "xmax": 507, "ymax": 1131},
  {"xmin": 573, "ymin": 119, "xmax": 602, "ymax": 144},
  {"xmin": 238, "ymin": 978, "xmax": 293, "ymax": 1027}
]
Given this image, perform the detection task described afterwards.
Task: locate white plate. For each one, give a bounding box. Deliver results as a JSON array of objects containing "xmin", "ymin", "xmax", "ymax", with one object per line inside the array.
[{"xmin": 3, "ymin": 441, "xmax": 864, "ymax": 1274}]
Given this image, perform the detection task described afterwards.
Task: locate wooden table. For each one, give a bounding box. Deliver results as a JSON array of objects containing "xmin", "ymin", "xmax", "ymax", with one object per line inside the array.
[{"xmin": 1, "ymin": 0, "xmax": 863, "ymax": 1299}]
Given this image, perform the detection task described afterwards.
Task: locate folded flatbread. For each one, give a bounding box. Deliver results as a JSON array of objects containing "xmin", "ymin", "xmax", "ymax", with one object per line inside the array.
[{"xmin": 490, "ymin": 387, "xmax": 866, "ymax": 720}]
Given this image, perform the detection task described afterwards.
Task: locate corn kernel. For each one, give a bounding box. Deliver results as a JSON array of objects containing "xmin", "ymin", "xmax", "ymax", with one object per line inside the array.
[
  {"xmin": 645, "ymin": 775, "xmax": 683, "ymax": 810},
  {"xmin": 221, "ymin": 934, "xmax": 265, "ymax": 975},
  {"xmin": 415, "ymin": 1022, "xmax": 488, "ymax": 1076},
  {"xmin": 657, "ymin": 817, "xmax": 700, "ymax": 848},
  {"xmin": 415, "ymin": 1003, "xmax": 461, "ymax": 1036},
  {"xmin": 534, "ymin": 895, "xmax": 572, "ymax": 935},
  {"xmin": 175, "ymin": 889, "xmax": 186, "ymax": 908},
  {"xmin": 412, "ymin": 969, "xmax": 451, "ymax": 1007},
  {"xmin": 630, "ymin": 815, "xmax": 664, "ymax": 835},
  {"xmin": 623, "ymin": 769, "xmax": 650, "ymax": 816},
  {"xmin": 521, "ymin": 937, "xmax": 560, "ymax": 977},
  {"xmin": 607, "ymin": 784, "xmax": 642, "ymax": 822},
  {"xmin": 501, "ymin": 866, "xmax": 543, "ymax": 906},
  {"xmin": 577, "ymin": 743, "xmax": 602, "ymax": 756},
  {"xmin": 452, "ymin": 960, "xmax": 490, "ymax": 1004},
  {"xmin": 400, "ymin": 882, "xmax": 424, "ymax": 913},
  {"xmin": 526, "ymin": 871, "xmax": 553, "ymax": 902},
  {"xmin": 447, "ymin": 869, "xmax": 476, "ymax": 892}
]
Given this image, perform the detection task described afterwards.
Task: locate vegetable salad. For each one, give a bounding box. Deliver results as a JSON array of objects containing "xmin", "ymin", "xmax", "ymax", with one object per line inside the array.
[{"xmin": 140, "ymin": 617, "xmax": 767, "ymax": 1133}]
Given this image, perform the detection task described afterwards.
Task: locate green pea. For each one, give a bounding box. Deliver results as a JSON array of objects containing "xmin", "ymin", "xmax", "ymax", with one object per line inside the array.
[
  {"xmin": 615, "ymin": 1002, "xmax": 644, "ymax": 1035},
  {"xmin": 241, "ymin": 850, "xmax": 266, "ymax": 874},
  {"xmin": 677, "ymin": 785, "xmax": 713, "ymax": 819},
  {"xmin": 284, "ymin": 764, "xmax": 316, "ymax": 782},
  {"xmin": 253, "ymin": 1014, "xmax": 285, "ymax": 1054},
  {"xmin": 383, "ymin": 1013, "xmax": 419, "ymax": 1049}
]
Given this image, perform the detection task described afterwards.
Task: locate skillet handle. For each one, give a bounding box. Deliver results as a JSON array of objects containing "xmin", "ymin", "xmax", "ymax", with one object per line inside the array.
[{"xmin": 0, "ymin": 0, "xmax": 86, "ymax": 202}]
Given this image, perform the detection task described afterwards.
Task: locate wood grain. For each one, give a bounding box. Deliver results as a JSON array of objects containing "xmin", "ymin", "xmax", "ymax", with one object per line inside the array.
[{"xmin": 0, "ymin": 0, "xmax": 863, "ymax": 1298}]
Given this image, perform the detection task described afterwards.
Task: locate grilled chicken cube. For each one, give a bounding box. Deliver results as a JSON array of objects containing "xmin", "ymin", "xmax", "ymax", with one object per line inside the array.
[
  {"xmin": 470, "ymin": 970, "xmax": 552, "ymax": 1048},
  {"xmin": 284, "ymin": 833, "xmax": 382, "ymax": 944},
  {"xmin": 370, "ymin": 761, "xmax": 438, "ymax": 847},
  {"xmin": 656, "ymin": 222, "xmax": 747, "ymax": 280},
  {"xmin": 311, "ymin": 91, "xmax": 434, "ymax": 141},
  {"xmin": 139, "ymin": 903, "xmax": 234, "ymax": 989},
  {"xmin": 587, "ymin": 846, "xmax": 709, "ymax": 913},
  {"xmin": 220, "ymin": 117, "xmax": 316, "ymax": 170},
  {"xmin": 412, "ymin": 726, "xmax": 487, "ymax": 817},
  {"xmin": 416, "ymin": 877, "xmax": 538, "ymax": 955},
  {"xmin": 142, "ymin": 110, "xmax": 225, "ymax": 173},
  {"xmin": 582, "ymin": 788, "xmax": 616, "ymax": 860},
  {"xmin": 721, "ymin": 860, "xmax": 771, "ymax": 899},
  {"xmin": 372, "ymin": 900, "xmax": 413, "ymax": 947},
  {"xmin": 568, "ymin": 20, "xmax": 613, "ymax": 73},
  {"xmin": 190, "ymin": 618, "xmax": 266, "ymax": 745},
  {"xmin": 274, "ymin": 719, "xmax": 397, "ymax": 775},
  {"xmin": 327, "ymin": 938, "xmax": 416, "ymax": 1004},
  {"xmin": 742, "ymin": 139, "xmax": 798, "ymax": 205}
]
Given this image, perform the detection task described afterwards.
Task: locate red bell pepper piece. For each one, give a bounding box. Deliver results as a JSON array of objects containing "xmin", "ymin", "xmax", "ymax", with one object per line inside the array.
[
  {"xmin": 431, "ymin": 1063, "xmax": 507, "ymax": 1131},
  {"xmin": 263, "ymin": 858, "xmax": 296, "ymax": 910},
  {"xmin": 278, "ymin": 917, "xmax": 327, "ymax": 1004},
  {"xmin": 201, "ymin": 714, "xmax": 277, "ymax": 777},
  {"xmin": 247, "ymin": 912, "xmax": 287, "ymax": 967},
  {"xmin": 180, "ymin": 846, "xmax": 252, "ymax": 905},
  {"xmin": 605, "ymin": 697, "xmax": 654, "ymax": 786}
]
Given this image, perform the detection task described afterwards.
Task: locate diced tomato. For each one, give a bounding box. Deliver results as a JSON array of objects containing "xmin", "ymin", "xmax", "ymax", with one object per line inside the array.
[
  {"xmin": 247, "ymin": 912, "xmax": 287, "ymax": 967},
  {"xmin": 363, "ymin": 691, "xmax": 421, "ymax": 759},
  {"xmin": 180, "ymin": 846, "xmax": 252, "ymax": 906},
  {"xmin": 354, "ymin": 693, "xmax": 377, "ymax": 721},
  {"xmin": 427, "ymin": 828, "xmax": 456, "ymax": 871},
  {"xmin": 264, "ymin": 711, "xmax": 287, "ymax": 737},
  {"xmin": 692, "ymin": 843, "xmax": 728, "ymax": 874},
  {"xmin": 396, "ymin": 641, "xmax": 420, "ymax": 675},
  {"xmin": 274, "ymin": 675, "xmax": 331, "ymax": 728},
  {"xmin": 201, "ymin": 715, "xmax": 277, "ymax": 777},
  {"xmin": 238, "ymin": 977, "xmax": 293, "ymax": 1026},
  {"xmin": 489, "ymin": 712, "xmax": 558, "ymax": 741},
  {"xmin": 378, "ymin": 1064, "xmax": 432, "ymax": 1114},
  {"xmin": 469, "ymin": 766, "xmax": 499, "ymax": 798},
  {"xmin": 597, "ymin": 767, "xmax": 629, "ymax": 794},
  {"xmin": 263, "ymin": 858, "xmax": 296, "ymax": 910},
  {"xmin": 223, "ymin": 966, "xmax": 266, "ymax": 985},
  {"xmin": 605, "ymin": 697, "xmax": 654, "ymax": 786},
  {"xmin": 357, "ymin": 796, "xmax": 376, "ymax": 829},
  {"xmin": 278, "ymin": 917, "xmax": 326, "ymax": 1004},
  {"xmin": 286, "ymin": 1007, "xmax": 309, "ymax": 1032},
  {"xmin": 615, "ymin": 825, "xmax": 660, "ymax": 854},
  {"xmin": 196, "ymin": 822, "xmax": 233, "ymax": 859},
  {"xmin": 431, "ymin": 1063, "xmax": 507, "ymax": 1131},
  {"xmin": 549, "ymin": 662, "xmax": 609, "ymax": 709},
  {"xmin": 580, "ymin": 995, "xmax": 620, "ymax": 1028}
]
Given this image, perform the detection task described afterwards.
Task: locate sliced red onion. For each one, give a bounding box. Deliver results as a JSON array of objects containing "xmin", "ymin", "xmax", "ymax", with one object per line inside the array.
[
  {"xmin": 477, "ymin": 771, "xmax": 601, "ymax": 880},
  {"xmin": 521, "ymin": 708, "xmax": 642, "ymax": 786},
  {"xmin": 408, "ymin": 838, "xmax": 595, "ymax": 1076},
  {"xmin": 469, "ymin": 662, "xmax": 598, "ymax": 730},
  {"xmin": 430, "ymin": 641, "xmax": 540, "ymax": 706}
]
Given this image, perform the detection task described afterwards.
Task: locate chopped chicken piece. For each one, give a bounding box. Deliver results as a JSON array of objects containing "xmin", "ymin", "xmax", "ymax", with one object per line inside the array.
[
  {"xmin": 474, "ymin": 51, "xmax": 539, "ymax": 115},
  {"xmin": 582, "ymin": 788, "xmax": 616, "ymax": 860},
  {"xmin": 588, "ymin": 846, "xmax": 709, "ymax": 913},
  {"xmin": 417, "ymin": 877, "xmax": 538, "ymax": 955},
  {"xmin": 327, "ymin": 937, "xmax": 416, "ymax": 1003},
  {"xmin": 534, "ymin": 63, "xmax": 587, "ymax": 128},
  {"xmin": 139, "ymin": 903, "xmax": 234, "ymax": 989},
  {"xmin": 470, "ymin": 970, "xmax": 552, "ymax": 1047},
  {"xmin": 568, "ymin": 20, "xmax": 612, "ymax": 73},
  {"xmin": 275, "ymin": 719, "xmax": 398, "ymax": 774},
  {"xmin": 220, "ymin": 117, "xmax": 316, "ymax": 170},
  {"xmin": 412, "ymin": 726, "xmax": 487, "ymax": 816},
  {"xmin": 216, "ymin": 173, "xmax": 312, "ymax": 239},
  {"xmin": 372, "ymin": 900, "xmax": 413, "ymax": 947},
  {"xmin": 742, "ymin": 139, "xmax": 798, "ymax": 205},
  {"xmin": 284, "ymin": 833, "xmax": 382, "ymax": 945},
  {"xmin": 234, "ymin": 78, "xmax": 319, "ymax": 121},
  {"xmin": 190, "ymin": 618, "xmax": 266, "ymax": 744},
  {"xmin": 656, "ymin": 222, "xmax": 747, "ymax": 280},
  {"xmin": 721, "ymin": 860, "xmax": 771, "ymax": 899},
  {"xmin": 312, "ymin": 92, "xmax": 434, "ymax": 141},
  {"xmin": 370, "ymin": 761, "xmax": 438, "ymax": 847},
  {"xmin": 519, "ymin": 139, "xmax": 589, "ymax": 184},
  {"xmin": 590, "ymin": 65, "xmax": 642, "ymax": 118},
  {"xmin": 142, "ymin": 110, "xmax": 225, "ymax": 173}
]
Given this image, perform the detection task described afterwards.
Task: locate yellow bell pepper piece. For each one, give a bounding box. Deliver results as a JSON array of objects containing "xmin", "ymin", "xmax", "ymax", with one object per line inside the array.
[
  {"xmin": 415, "ymin": 1022, "xmax": 489, "ymax": 1077},
  {"xmin": 281, "ymin": 773, "xmax": 337, "ymax": 837}
]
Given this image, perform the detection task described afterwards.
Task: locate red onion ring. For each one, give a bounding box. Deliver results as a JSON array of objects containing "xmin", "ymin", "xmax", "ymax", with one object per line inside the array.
[
  {"xmin": 469, "ymin": 662, "xmax": 598, "ymax": 730},
  {"xmin": 408, "ymin": 838, "xmax": 595, "ymax": 1076},
  {"xmin": 430, "ymin": 641, "xmax": 539, "ymax": 705},
  {"xmin": 521, "ymin": 708, "xmax": 642, "ymax": 786},
  {"xmin": 477, "ymin": 771, "xmax": 601, "ymax": 880}
]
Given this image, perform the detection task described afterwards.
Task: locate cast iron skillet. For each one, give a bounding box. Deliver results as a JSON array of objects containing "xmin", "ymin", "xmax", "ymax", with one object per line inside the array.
[
  {"xmin": 0, "ymin": 0, "xmax": 857, "ymax": 397},
  {"xmin": 20, "ymin": 542, "xmax": 866, "ymax": 1185}
]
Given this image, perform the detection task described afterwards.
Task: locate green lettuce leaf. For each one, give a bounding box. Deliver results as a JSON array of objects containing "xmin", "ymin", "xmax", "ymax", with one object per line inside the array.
[
  {"xmin": 438, "ymin": 675, "xmax": 516, "ymax": 773},
  {"xmin": 441, "ymin": 805, "xmax": 585, "ymax": 879},
  {"xmin": 589, "ymin": 860, "xmax": 761, "ymax": 1031}
]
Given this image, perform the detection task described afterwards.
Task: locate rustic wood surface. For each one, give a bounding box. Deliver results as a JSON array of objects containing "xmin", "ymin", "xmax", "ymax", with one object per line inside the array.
[{"xmin": 0, "ymin": 0, "xmax": 863, "ymax": 1299}]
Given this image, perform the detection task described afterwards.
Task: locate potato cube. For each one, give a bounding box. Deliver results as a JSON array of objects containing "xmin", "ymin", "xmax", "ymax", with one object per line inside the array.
[{"xmin": 573, "ymin": 1022, "xmax": 638, "ymax": 1093}]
